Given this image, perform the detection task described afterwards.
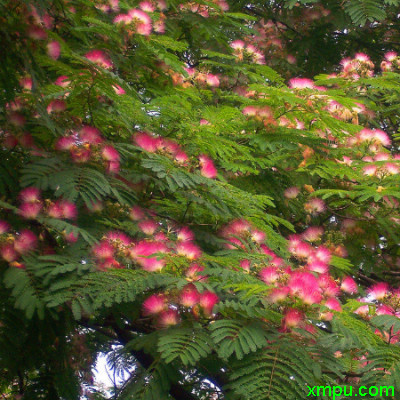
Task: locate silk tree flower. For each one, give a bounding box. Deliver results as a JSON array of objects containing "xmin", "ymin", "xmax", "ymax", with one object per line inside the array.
[
  {"xmin": 143, "ymin": 294, "xmax": 167, "ymax": 315},
  {"xmin": 47, "ymin": 40, "xmax": 61, "ymax": 60},
  {"xmin": 47, "ymin": 99, "xmax": 66, "ymax": 114},
  {"xmin": 130, "ymin": 240, "xmax": 168, "ymax": 271},
  {"xmin": 0, "ymin": 220, "xmax": 10, "ymax": 235},
  {"xmin": 199, "ymin": 291, "xmax": 219, "ymax": 316},
  {"xmin": 288, "ymin": 77, "xmax": 315, "ymax": 89},
  {"xmin": 85, "ymin": 50, "xmax": 113, "ymax": 69},
  {"xmin": 176, "ymin": 242, "xmax": 202, "ymax": 260},
  {"xmin": 283, "ymin": 308, "xmax": 303, "ymax": 328},
  {"xmin": 180, "ymin": 284, "xmax": 200, "ymax": 307},
  {"xmin": 0, "ymin": 244, "xmax": 19, "ymax": 262},
  {"xmin": 158, "ymin": 309, "xmax": 180, "ymax": 327},
  {"xmin": 368, "ymin": 282, "xmax": 389, "ymax": 300},
  {"xmin": 341, "ymin": 276, "xmax": 358, "ymax": 294},
  {"xmin": 304, "ymin": 198, "xmax": 326, "ymax": 215},
  {"xmin": 14, "ymin": 230, "xmax": 37, "ymax": 254}
]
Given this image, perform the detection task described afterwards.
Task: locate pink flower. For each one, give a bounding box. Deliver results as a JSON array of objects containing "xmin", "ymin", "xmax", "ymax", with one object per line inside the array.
[
  {"xmin": 318, "ymin": 274, "xmax": 340, "ymax": 297},
  {"xmin": 64, "ymin": 231, "xmax": 79, "ymax": 243},
  {"xmin": 158, "ymin": 309, "xmax": 180, "ymax": 327},
  {"xmin": 206, "ymin": 74, "xmax": 220, "ymax": 87},
  {"xmin": 368, "ymin": 282, "xmax": 389, "ymax": 300},
  {"xmin": 354, "ymin": 304, "xmax": 369, "ymax": 316},
  {"xmin": 180, "ymin": 284, "xmax": 200, "ymax": 307},
  {"xmin": 230, "ymin": 40, "xmax": 245, "ymax": 50},
  {"xmin": 14, "ymin": 230, "xmax": 37, "ymax": 254},
  {"xmin": 0, "ymin": 220, "xmax": 10, "ymax": 235},
  {"xmin": 80, "ymin": 126, "xmax": 103, "ymax": 144},
  {"xmin": 93, "ymin": 241, "xmax": 115, "ymax": 260},
  {"xmin": 130, "ymin": 240, "xmax": 168, "ymax": 271},
  {"xmin": 0, "ymin": 244, "xmax": 18, "ymax": 262},
  {"xmin": 199, "ymin": 291, "xmax": 219, "ymax": 315},
  {"xmin": 240, "ymin": 259, "xmax": 251, "ymax": 271},
  {"xmin": 139, "ymin": 1, "xmax": 155, "ymax": 12},
  {"xmin": 138, "ymin": 220, "xmax": 158, "ymax": 235},
  {"xmin": 325, "ymin": 298, "xmax": 342, "ymax": 312},
  {"xmin": 20, "ymin": 77, "xmax": 33, "ymax": 90},
  {"xmin": 134, "ymin": 132, "xmax": 159, "ymax": 152},
  {"xmin": 56, "ymin": 136, "xmax": 76, "ymax": 151},
  {"xmin": 260, "ymin": 266, "xmax": 279, "ymax": 284},
  {"xmin": 105, "ymin": 231, "xmax": 131, "ymax": 246},
  {"xmin": 47, "ymin": 202, "xmax": 63, "ymax": 218},
  {"xmin": 251, "ymin": 229, "xmax": 265, "ymax": 243},
  {"xmin": 18, "ymin": 202, "xmax": 42, "ymax": 219},
  {"xmin": 27, "ymin": 26, "xmax": 47, "ymax": 40},
  {"xmin": 186, "ymin": 264, "xmax": 206, "ymax": 281},
  {"xmin": 376, "ymin": 304, "xmax": 394, "ymax": 316},
  {"xmin": 304, "ymin": 198, "xmax": 326, "ymax": 215},
  {"xmin": 283, "ymin": 186, "xmax": 300, "ymax": 199},
  {"xmin": 112, "ymin": 84, "xmax": 126, "ymax": 95},
  {"xmin": 176, "ymin": 242, "xmax": 202, "ymax": 260},
  {"xmin": 47, "ymin": 40, "xmax": 61, "ymax": 60},
  {"xmin": 19, "ymin": 187, "xmax": 41, "ymax": 203},
  {"xmin": 341, "ymin": 276, "xmax": 358, "ymax": 294},
  {"xmin": 308, "ymin": 260, "xmax": 328, "ymax": 274},
  {"xmin": 101, "ymin": 145, "xmax": 120, "ymax": 162},
  {"xmin": 199, "ymin": 155, "xmax": 217, "ymax": 179},
  {"xmin": 302, "ymin": 226, "xmax": 324, "ymax": 242},
  {"xmin": 363, "ymin": 165, "xmax": 377, "ymax": 176},
  {"xmin": 143, "ymin": 294, "xmax": 167, "ymax": 315},
  {"xmin": 59, "ymin": 200, "xmax": 77, "ymax": 219},
  {"xmin": 130, "ymin": 206, "xmax": 146, "ymax": 221},
  {"xmin": 269, "ymin": 287, "xmax": 290, "ymax": 303},
  {"xmin": 177, "ymin": 227, "xmax": 195, "ymax": 242},
  {"xmin": 385, "ymin": 51, "xmax": 398, "ymax": 62},
  {"xmin": 283, "ymin": 308, "xmax": 303, "ymax": 328},
  {"xmin": 314, "ymin": 246, "xmax": 332, "ymax": 264},
  {"xmin": 55, "ymin": 75, "xmax": 70, "ymax": 87},
  {"xmin": 288, "ymin": 78, "xmax": 315, "ymax": 89},
  {"xmin": 85, "ymin": 50, "xmax": 113, "ymax": 69},
  {"xmin": 47, "ymin": 99, "xmax": 66, "ymax": 113}
]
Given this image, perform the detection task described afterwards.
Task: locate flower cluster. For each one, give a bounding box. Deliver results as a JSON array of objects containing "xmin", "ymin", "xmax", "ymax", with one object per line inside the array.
[
  {"xmin": 133, "ymin": 131, "xmax": 217, "ymax": 178},
  {"xmin": 380, "ymin": 51, "xmax": 400, "ymax": 72},
  {"xmin": 0, "ymin": 221, "xmax": 37, "ymax": 268},
  {"xmin": 142, "ymin": 286, "xmax": 219, "ymax": 327},
  {"xmin": 219, "ymin": 219, "xmax": 360, "ymax": 330},
  {"xmin": 230, "ymin": 40, "xmax": 265, "ymax": 65},
  {"xmin": 179, "ymin": 1, "xmax": 229, "ymax": 18},
  {"xmin": 55, "ymin": 126, "xmax": 121, "ymax": 173}
]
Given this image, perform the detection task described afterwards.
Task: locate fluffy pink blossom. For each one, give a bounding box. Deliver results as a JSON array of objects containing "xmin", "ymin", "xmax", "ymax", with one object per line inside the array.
[
  {"xmin": 130, "ymin": 240, "xmax": 168, "ymax": 271},
  {"xmin": 318, "ymin": 274, "xmax": 340, "ymax": 297},
  {"xmin": 130, "ymin": 206, "xmax": 146, "ymax": 221},
  {"xmin": 269, "ymin": 287, "xmax": 290, "ymax": 303},
  {"xmin": 55, "ymin": 75, "xmax": 70, "ymax": 87},
  {"xmin": 134, "ymin": 132, "xmax": 159, "ymax": 152},
  {"xmin": 14, "ymin": 230, "xmax": 38, "ymax": 254},
  {"xmin": 158, "ymin": 309, "xmax": 180, "ymax": 327},
  {"xmin": 18, "ymin": 203, "xmax": 42, "ymax": 219},
  {"xmin": 308, "ymin": 260, "xmax": 328, "ymax": 274},
  {"xmin": 186, "ymin": 264, "xmax": 206, "ymax": 281},
  {"xmin": 206, "ymin": 74, "xmax": 220, "ymax": 87},
  {"xmin": 177, "ymin": 227, "xmax": 195, "ymax": 242},
  {"xmin": 341, "ymin": 276, "xmax": 358, "ymax": 294},
  {"xmin": 47, "ymin": 99, "xmax": 66, "ymax": 113},
  {"xmin": 20, "ymin": 77, "xmax": 33, "ymax": 90},
  {"xmin": 93, "ymin": 241, "xmax": 115, "ymax": 260},
  {"xmin": 143, "ymin": 294, "xmax": 167, "ymax": 315},
  {"xmin": 304, "ymin": 198, "xmax": 326, "ymax": 215},
  {"xmin": 64, "ymin": 231, "xmax": 79, "ymax": 243},
  {"xmin": 368, "ymin": 282, "xmax": 389, "ymax": 300},
  {"xmin": 385, "ymin": 51, "xmax": 398, "ymax": 62},
  {"xmin": 315, "ymin": 246, "xmax": 332, "ymax": 264},
  {"xmin": 101, "ymin": 145, "xmax": 120, "ymax": 162},
  {"xmin": 239, "ymin": 259, "xmax": 251, "ymax": 271},
  {"xmin": 138, "ymin": 220, "xmax": 158, "ymax": 235},
  {"xmin": 56, "ymin": 136, "xmax": 76, "ymax": 151},
  {"xmin": 288, "ymin": 78, "xmax": 315, "ymax": 89},
  {"xmin": 363, "ymin": 164, "xmax": 377, "ymax": 176},
  {"xmin": 325, "ymin": 298, "xmax": 342, "ymax": 312},
  {"xmin": 139, "ymin": 1, "xmax": 155, "ymax": 12},
  {"xmin": 199, "ymin": 155, "xmax": 217, "ymax": 179},
  {"xmin": 47, "ymin": 40, "xmax": 61, "ymax": 60},
  {"xmin": 199, "ymin": 291, "xmax": 219, "ymax": 315},
  {"xmin": 176, "ymin": 242, "xmax": 202, "ymax": 260},
  {"xmin": 80, "ymin": 126, "xmax": 103, "ymax": 144},
  {"xmin": 1, "ymin": 244, "xmax": 18, "ymax": 262},
  {"xmin": 85, "ymin": 50, "xmax": 113, "ymax": 69},
  {"xmin": 19, "ymin": 187, "xmax": 41, "ymax": 203},
  {"xmin": 376, "ymin": 304, "xmax": 394, "ymax": 316},
  {"xmin": 28, "ymin": 26, "xmax": 47, "ymax": 40},
  {"xmin": 59, "ymin": 200, "xmax": 77, "ymax": 219},
  {"xmin": 106, "ymin": 231, "xmax": 131, "ymax": 246},
  {"xmin": 283, "ymin": 308, "xmax": 303, "ymax": 328},
  {"xmin": 302, "ymin": 226, "xmax": 324, "ymax": 242},
  {"xmin": 180, "ymin": 284, "xmax": 200, "ymax": 307}
]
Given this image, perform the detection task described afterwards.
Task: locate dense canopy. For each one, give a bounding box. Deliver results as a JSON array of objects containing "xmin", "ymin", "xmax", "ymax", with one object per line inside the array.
[{"xmin": 1, "ymin": 0, "xmax": 400, "ymax": 399}]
